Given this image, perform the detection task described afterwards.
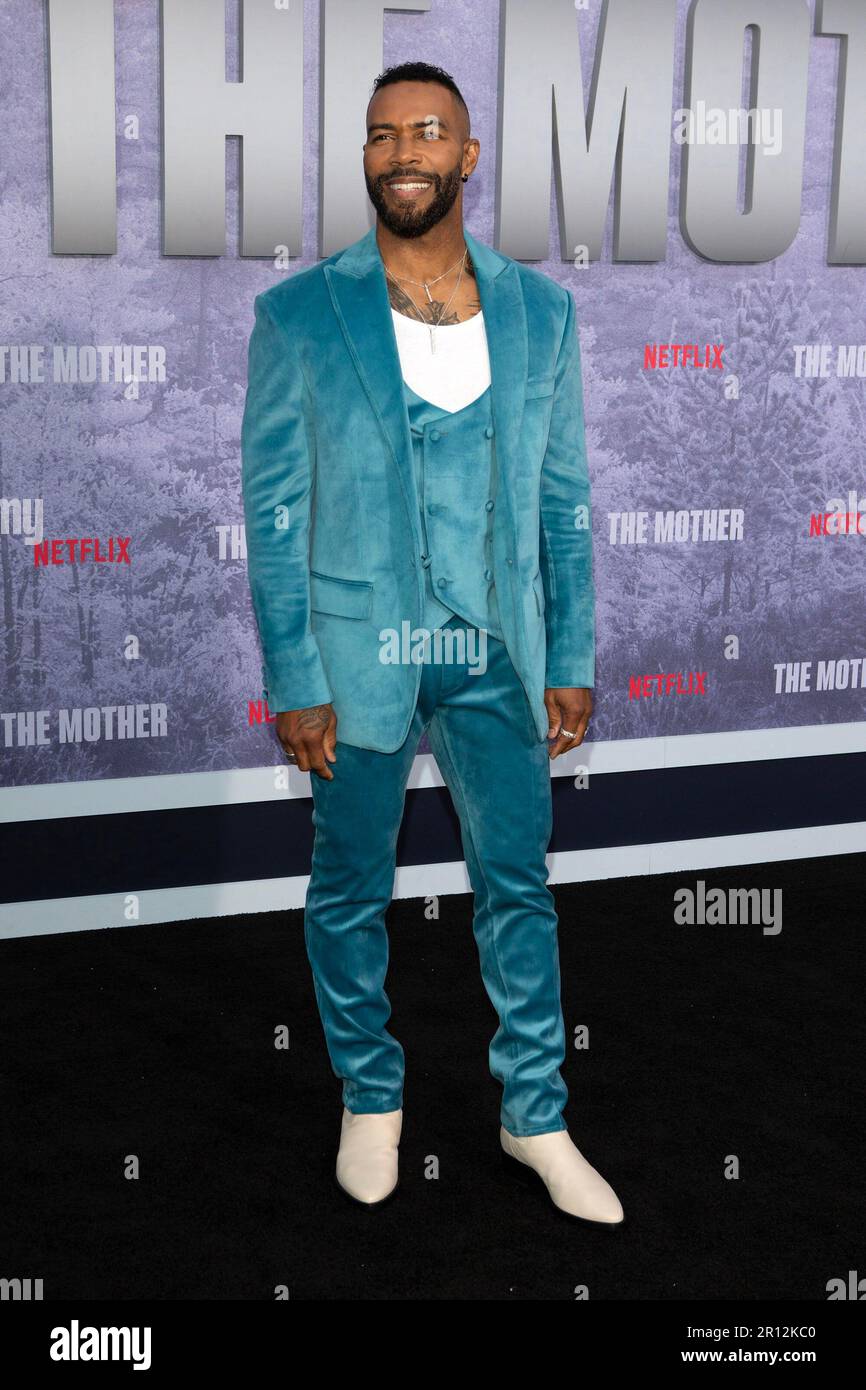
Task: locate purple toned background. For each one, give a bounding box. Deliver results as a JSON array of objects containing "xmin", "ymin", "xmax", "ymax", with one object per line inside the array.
[{"xmin": 1, "ymin": 0, "xmax": 864, "ymax": 786}]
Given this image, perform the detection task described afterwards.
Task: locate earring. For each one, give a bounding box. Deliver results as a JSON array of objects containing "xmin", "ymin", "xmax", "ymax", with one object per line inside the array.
[{"xmin": 462, "ymin": 174, "xmax": 469, "ymax": 182}]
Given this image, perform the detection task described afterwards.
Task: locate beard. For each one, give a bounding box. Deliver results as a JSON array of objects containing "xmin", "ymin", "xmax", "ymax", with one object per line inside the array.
[{"xmin": 366, "ymin": 160, "xmax": 464, "ymax": 238}]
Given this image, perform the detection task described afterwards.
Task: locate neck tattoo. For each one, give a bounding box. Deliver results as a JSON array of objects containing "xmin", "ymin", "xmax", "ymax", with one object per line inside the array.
[{"xmin": 385, "ymin": 252, "xmax": 481, "ymax": 352}]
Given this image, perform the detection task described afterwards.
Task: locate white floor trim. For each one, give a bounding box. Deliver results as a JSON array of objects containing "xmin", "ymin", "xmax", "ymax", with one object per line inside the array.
[
  {"xmin": 2, "ymin": 721, "xmax": 865, "ymax": 823},
  {"xmin": 1, "ymin": 821, "xmax": 863, "ymax": 941}
]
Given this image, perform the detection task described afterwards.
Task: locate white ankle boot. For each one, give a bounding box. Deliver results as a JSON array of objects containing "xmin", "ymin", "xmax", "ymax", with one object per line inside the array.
[
  {"xmin": 500, "ymin": 1126, "xmax": 625, "ymax": 1226},
  {"xmin": 335, "ymin": 1107, "xmax": 402, "ymax": 1206}
]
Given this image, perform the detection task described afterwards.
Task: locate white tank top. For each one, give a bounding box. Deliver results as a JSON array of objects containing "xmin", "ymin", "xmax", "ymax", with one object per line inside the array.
[{"xmin": 391, "ymin": 307, "xmax": 492, "ymax": 413}]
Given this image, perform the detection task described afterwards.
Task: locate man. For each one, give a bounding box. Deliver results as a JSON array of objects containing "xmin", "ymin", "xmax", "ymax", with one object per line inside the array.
[{"xmin": 241, "ymin": 61, "xmax": 624, "ymax": 1227}]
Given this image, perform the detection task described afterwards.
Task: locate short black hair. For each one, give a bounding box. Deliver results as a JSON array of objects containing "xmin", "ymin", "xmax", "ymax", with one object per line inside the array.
[{"xmin": 368, "ymin": 61, "xmax": 470, "ymax": 136}]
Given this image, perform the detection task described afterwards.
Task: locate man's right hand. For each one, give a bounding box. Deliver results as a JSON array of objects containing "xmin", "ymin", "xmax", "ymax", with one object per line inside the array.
[{"xmin": 275, "ymin": 704, "xmax": 338, "ymax": 780}]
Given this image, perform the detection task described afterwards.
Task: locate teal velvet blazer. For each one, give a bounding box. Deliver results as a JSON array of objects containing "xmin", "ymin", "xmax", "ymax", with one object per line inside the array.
[{"xmin": 240, "ymin": 225, "xmax": 595, "ymax": 753}]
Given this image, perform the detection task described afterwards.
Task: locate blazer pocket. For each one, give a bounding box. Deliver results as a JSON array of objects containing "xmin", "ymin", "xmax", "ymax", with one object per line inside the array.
[
  {"xmin": 525, "ymin": 374, "xmax": 555, "ymax": 399},
  {"xmin": 309, "ymin": 569, "xmax": 374, "ymax": 620}
]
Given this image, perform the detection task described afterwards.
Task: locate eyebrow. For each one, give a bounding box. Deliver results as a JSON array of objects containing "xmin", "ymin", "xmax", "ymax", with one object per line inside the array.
[{"xmin": 367, "ymin": 118, "xmax": 451, "ymax": 135}]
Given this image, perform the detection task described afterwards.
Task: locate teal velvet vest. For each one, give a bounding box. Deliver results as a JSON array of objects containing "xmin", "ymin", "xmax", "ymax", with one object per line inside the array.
[{"xmin": 404, "ymin": 380, "xmax": 504, "ymax": 641}]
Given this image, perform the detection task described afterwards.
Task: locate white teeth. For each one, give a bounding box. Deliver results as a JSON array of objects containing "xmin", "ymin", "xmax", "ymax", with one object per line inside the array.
[{"xmin": 390, "ymin": 182, "xmax": 429, "ymax": 190}]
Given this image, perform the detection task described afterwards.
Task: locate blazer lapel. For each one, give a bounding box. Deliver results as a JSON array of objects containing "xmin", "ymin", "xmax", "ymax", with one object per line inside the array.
[
  {"xmin": 464, "ymin": 228, "xmax": 527, "ymax": 513},
  {"xmin": 324, "ymin": 224, "xmax": 529, "ymax": 544}
]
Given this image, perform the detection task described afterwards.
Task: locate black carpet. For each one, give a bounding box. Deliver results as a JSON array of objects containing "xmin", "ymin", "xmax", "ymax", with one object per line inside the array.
[{"xmin": 2, "ymin": 851, "xmax": 864, "ymax": 1301}]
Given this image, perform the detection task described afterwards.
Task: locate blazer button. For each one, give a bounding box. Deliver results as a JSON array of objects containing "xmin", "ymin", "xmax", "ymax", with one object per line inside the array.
[
  {"xmin": 484, "ymin": 568, "xmax": 493, "ymax": 582},
  {"xmin": 485, "ymin": 425, "xmax": 495, "ymax": 438},
  {"xmin": 421, "ymin": 553, "xmax": 432, "ymax": 568},
  {"xmin": 429, "ymin": 429, "xmax": 441, "ymax": 442},
  {"xmin": 436, "ymin": 577, "xmax": 448, "ymax": 588},
  {"xmin": 485, "ymin": 499, "xmax": 494, "ymax": 511}
]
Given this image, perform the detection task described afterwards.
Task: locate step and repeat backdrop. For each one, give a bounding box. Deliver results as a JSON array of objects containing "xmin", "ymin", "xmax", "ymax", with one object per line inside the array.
[{"xmin": 2, "ymin": 0, "xmax": 865, "ymax": 796}]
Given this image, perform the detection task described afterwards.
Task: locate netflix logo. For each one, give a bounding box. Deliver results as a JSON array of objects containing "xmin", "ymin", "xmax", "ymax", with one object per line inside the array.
[
  {"xmin": 808, "ymin": 491, "xmax": 866, "ymax": 537},
  {"xmin": 643, "ymin": 344, "xmax": 724, "ymax": 369},
  {"xmin": 629, "ymin": 672, "xmax": 708, "ymax": 699},
  {"xmin": 809, "ymin": 512, "xmax": 864, "ymax": 537},
  {"xmin": 248, "ymin": 699, "xmax": 277, "ymax": 726},
  {"xmin": 32, "ymin": 537, "xmax": 132, "ymax": 566}
]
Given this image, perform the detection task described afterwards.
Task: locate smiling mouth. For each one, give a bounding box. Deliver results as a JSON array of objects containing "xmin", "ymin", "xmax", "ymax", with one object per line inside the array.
[{"xmin": 386, "ymin": 179, "xmax": 433, "ymax": 198}]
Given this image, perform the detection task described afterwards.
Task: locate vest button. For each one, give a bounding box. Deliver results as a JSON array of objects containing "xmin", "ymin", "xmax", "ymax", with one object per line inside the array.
[
  {"xmin": 485, "ymin": 425, "xmax": 495, "ymax": 438},
  {"xmin": 427, "ymin": 502, "xmax": 437, "ymax": 515},
  {"xmin": 485, "ymin": 499, "xmax": 494, "ymax": 511},
  {"xmin": 429, "ymin": 429, "xmax": 441, "ymax": 442},
  {"xmin": 506, "ymin": 556, "xmax": 513, "ymax": 565},
  {"xmin": 484, "ymin": 568, "xmax": 493, "ymax": 582}
]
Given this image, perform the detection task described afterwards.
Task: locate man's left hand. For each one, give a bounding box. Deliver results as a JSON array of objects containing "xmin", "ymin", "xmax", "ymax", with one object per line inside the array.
[{"xmin": 544, "ymin": 687, "xmax": 592, "ymax": 759}]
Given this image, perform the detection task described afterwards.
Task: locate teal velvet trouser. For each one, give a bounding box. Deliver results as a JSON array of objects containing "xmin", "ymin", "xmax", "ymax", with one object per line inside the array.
[{"xmin": 303, "ymin": 616, "xmax": 569, "ymax": 1138}]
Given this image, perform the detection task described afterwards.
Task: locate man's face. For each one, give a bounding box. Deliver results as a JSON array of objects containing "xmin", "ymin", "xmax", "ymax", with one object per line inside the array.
[{"xmin": 363, "ymin": 81, "xmax": 469, "ymax": 239}]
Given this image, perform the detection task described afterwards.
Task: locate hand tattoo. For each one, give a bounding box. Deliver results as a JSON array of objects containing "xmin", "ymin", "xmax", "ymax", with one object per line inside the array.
[{"xmin": 297, "ymin": 705, "xmax": 331, "ymax": 731}]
